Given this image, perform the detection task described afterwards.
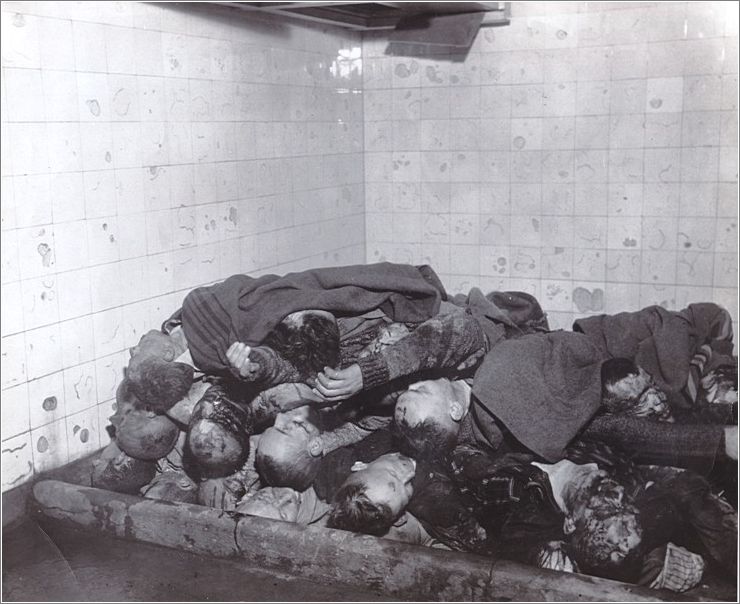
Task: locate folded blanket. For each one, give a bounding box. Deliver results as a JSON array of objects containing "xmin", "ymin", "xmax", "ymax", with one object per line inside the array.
[
  {"xmin": 573, "ymin": 303, "xmax": 734, "ymax": 408},
  {"xmin": 179, "ymin": 263, "xmax": 446, "ymax": 375},
  {"xmin": 472, "ymin": 331, "xmax": 604, "ymax": 462}
]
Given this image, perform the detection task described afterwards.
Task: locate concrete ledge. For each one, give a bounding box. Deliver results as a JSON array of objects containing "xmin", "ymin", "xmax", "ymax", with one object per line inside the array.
[{"xmin": 31, "ymin": 479, "xmax": 709, "ymax": 602}]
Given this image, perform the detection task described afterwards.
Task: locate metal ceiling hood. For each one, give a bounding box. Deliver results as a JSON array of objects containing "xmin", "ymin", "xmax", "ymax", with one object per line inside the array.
[{"xmin": 217, "ymin": 2, "xmax": 510, "ymax": 32}]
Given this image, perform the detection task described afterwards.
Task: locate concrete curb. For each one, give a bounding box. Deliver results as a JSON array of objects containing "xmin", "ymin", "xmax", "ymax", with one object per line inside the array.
[{"xmin": 31, "ymin": 479, "xmax": 700, "ymax": 602}]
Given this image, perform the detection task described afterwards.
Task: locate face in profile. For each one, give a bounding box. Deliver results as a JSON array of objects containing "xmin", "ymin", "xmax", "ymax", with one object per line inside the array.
[
  {"xmin": 238, "ymin": 486, "xmax": 303, "ymax": 522},
  {"xmin": 257, "ymin": 405, "xmax": 322, "ymax": 464},
  {"xmin": 344, "ymin": 452, "xmax": 417, "ymax": 518},
  {"xmin": 394, "ymin": 379, "xmax": 456, "ymax": 430}
]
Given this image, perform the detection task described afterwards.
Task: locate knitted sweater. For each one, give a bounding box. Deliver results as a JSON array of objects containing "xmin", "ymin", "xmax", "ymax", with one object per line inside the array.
[{"xmin": 179, "ymin": 262, "xmax": 446, "ymax": 375}]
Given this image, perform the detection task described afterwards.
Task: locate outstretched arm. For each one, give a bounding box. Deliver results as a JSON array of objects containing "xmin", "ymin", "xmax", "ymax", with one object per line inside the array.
[
  {"xmin": 315, "ymin": 311, "xmax": 488, "ymax": 401},
  {"xmin": 582, "ymin": 415, "xmax": 733, "ymax": 475}
]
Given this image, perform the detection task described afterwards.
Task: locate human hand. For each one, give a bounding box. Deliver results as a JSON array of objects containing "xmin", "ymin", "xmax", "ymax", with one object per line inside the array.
[
  {"xmin": 226, "ymin": 342, "xmax": 262, "ymax": 381},
  {"xmin": 313, "ymin": 364, "xmax": 363, "ymax": 402},
  {"xmin": 724, "ymin": 425, "xmax": 738, "ymax": 460}
]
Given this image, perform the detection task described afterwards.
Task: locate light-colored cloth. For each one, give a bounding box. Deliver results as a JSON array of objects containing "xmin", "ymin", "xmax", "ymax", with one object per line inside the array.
[{"xmin": 646, "ymin": 542, "xmax": 705, "ymax": 592}]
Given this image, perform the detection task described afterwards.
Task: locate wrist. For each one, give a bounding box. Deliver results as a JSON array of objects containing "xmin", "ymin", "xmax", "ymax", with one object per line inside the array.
[{"xmin": 356, "ymin": 356, "xmax": 390, "ymax": 390}]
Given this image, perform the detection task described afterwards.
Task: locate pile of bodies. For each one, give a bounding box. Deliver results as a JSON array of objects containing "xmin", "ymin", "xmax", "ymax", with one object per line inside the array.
[{"xmin": 91, "ymin": 262, "xmax": 738, "ymax": 594}]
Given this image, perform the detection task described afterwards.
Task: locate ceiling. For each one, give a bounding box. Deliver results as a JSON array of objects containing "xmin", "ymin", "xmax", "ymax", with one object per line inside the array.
[{"xmin": 215, "ymin": 2, "xmax": 510, "ymax": 31}]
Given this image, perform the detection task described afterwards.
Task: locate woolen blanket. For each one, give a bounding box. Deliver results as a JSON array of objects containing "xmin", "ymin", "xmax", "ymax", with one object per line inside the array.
[{"xmin": 180, "ymin": 263, "xmax": 446, "ymax": 375}]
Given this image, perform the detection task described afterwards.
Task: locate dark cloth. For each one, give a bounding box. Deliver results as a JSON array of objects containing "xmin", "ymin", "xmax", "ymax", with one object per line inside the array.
[
  {"xmin": 451, "ymin": 288, "xmax": 549, "ymax": 345},
  {"xmin": 179, "ymin": 263, "xmax": 446, "ymax": 375},
  {"xmin": 448, "ymin": 442, "xmax": 564, "ymax": 565},
  {"xmin": 313, "ymin": 429, "xmax": 491, "ymax": 555},
  {"xmin": 472, "ymin": 330, "xmax": 604, "ymax": 462},
  {"xmin": 582, "ymin": 414, "xmax": 723, "ymax": 475},
  {"xmin": 573, "ymin": 303, "xmax": 734, "ymax": 409},
  {"xmin": 636, "ymin": 467, "xmax": 737, "ymax": 577},
  {"xmin": 313, "ymin": 429, "xmax": 395, "ymax": 502}
]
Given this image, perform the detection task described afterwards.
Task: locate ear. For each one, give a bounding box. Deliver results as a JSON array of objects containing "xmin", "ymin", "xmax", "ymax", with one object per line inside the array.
[
  {"xmin": 563, "ymin": 515, "xmax": 576, "ymax": 535},
  {"xmin": 162, "ymin": 346, "xmax": 176, "ymax": 362},
  {"xmin": 449, "ymin": 401, "xmax": 464, "ymax": 422},
  {"xmin": 308, "ymin": 436, "xmax": 323, "ymax": 458},
  {"xmin": 350, "ymin": 461, "xmax": 368, "ymax": 472}
]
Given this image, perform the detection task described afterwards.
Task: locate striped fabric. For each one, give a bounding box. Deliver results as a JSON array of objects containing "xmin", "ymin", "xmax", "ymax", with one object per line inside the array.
[{"xmin": 685, "ymin": 306, "xmax": 734, "ymax": 404}]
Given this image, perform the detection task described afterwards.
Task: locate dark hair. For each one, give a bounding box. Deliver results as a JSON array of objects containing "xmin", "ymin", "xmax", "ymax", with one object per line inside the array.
[
  {"xmin": 255, "ymin": 446, "xmax": 320, "ymax": 491},
  {"xmin": 185, "ymin": 385, "xmax": 251, "ymax": 479},
  {"xmin": 128, "ymin": 358, "xmax": 194, "ymax": 413},
  {"xmin": 327, "ymin": 482, "xmax": 395, "ymax": 536},
  {"xmin": 392, "ymin": 417, "xmax": 457, "ymax": 460},
  {"xmin": 263, "ymin": 312, "xmax": 340, "ymax": 380},
  {"xmin": 600, "ymin": 358, "xmax": 639, "ymax": 394}
]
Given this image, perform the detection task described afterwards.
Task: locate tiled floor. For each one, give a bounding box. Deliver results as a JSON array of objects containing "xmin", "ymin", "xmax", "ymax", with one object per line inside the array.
[{"xmin": 2, "ymin": 519, "xmax": 392, "ymax": 602}]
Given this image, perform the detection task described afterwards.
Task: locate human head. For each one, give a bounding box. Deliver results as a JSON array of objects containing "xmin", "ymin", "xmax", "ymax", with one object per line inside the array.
[
  {"xmin": 111, "ymin": 384, "xmax": 180, "ymax": 460},
  {"xmin": 560, "ymin": 461, "xmax": 643, "ymax": 574},
  {"xmin": 255, "ymin": 405, "xmax": 324, "ymax": 490},
  {"xmin": 126, "ymin": 330, "xmax": 194, "ymax": 413},
  {"xmin": 327, "ymin": 452, "xmax": 416, "ymax": 536},
  {"xmin": 600, "ymin": 358, "xmax": 671, "ymax": 421},
  {"xmin": 393, "ymin": 379, "xmax": 469, "ymax": 459},
  {"xmin": 263, "ymin": 310, "xmax": 340, "ymax": 381},
  {"xmin": 186, "ymin": 385, "xmax": 251, "ymax": 478},
  {"xmin": 700, "ymin": 364, "xmax": 738, "ymax": 405}
]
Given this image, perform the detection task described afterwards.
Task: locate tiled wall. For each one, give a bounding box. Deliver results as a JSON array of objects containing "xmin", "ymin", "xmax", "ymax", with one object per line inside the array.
[
  {"xmin": 363, "ymin": 1, "xmax": 738, "ymax": 333},
  {"xmin": 1, "ymin": 1, "xmax": 364, "ymax": 491}
]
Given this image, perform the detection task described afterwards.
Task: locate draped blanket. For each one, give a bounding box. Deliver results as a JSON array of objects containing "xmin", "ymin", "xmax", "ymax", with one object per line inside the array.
[{"xmin": 180, "ymin": 263, "xmax": 446, "ymax": 374}]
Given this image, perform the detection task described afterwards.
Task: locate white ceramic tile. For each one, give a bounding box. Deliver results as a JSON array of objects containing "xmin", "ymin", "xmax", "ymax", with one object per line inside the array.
[
  {"xmin": 56, "ymin": 269, "xmax": 92, "ymax": 322},
  {"xmin": 109, "ymin": 122, "xmax": 141, "ymax": 169},
  {"xmin": 3, "ymin": 67, "xmax": 44, "ymax": 122},
  {"xmin": 30, "ymin": 418, "xmax": 67, "ymax": 473},
  {"xmin": 86, "ymin": 217, "xmax": 120, "ymax": 265},
  {"xmin": 1, "ymin": 432, "xmax": 34, "ymax": 491},
  {"xmin": 27, "ymin": 370, "xmax": 65, "ymax": 430},
  {"xmin": 674, "ymin": 249, "xmax": 715, "ymax": 287},
  {"xmin": 16, "ymin": 225, "xmax": 55, "ymax": 280},
  {"xmin": 42, "ymin": 70, "xmax": 79, "ymax": 122},
  {"xmin": 37, "ymin": 17, "xmax": 75, "ymax": 70},
  {"xmin": 89, "ymin": 262, "xmax": 123, "ymax": 312},
  {"xmin": 21, "ymin": 275, "xmax": 59, "ymax": 331},
  {"xmin": 58, "ymin": 315, "xmax": 95, "ymax": 369},
  {"xmin": 13, "ymin": 174, "xmax": 51, "ymax": 228},
  {"xmin": 1, "ymin": 12, "xmax": 41, "ymax": 69},
  {"xmin": 63, "ymin": 361, "xmax": 97, "ymax": 415},
  {"xmin": 66, "ymin": 406, "xmax": 101, "ymax": 462},
  {"xmin": 1, "ymin": 383, "xmax": 30, "ymax": 440},
  {"xmin": 83, "ymin": 170, "xmax": 117, "ymax": 219},
  {"xmin": 53, "ymin": 219, "xmax": 89, "ymax": 272},
  {"xmin": 76, "ymin": 71, "xmax": 110, "ymax": 121},
  {"xmin": 108, "ymin": 74, "xmax": 140, "ymax": 122},
  {"xmin": 133, "ymin": 28, "xmax": 163, "ymax": 76},
  {"xmin": 24, "ymin": 323, "xmax": 62, "ymax": 381},
  {"xmin": 7, "ymin": 122, "xmax": 49, "ymax": 175},
  {"xmin": 45, "ymin": 123, "xmax": 83, "ymax": 174},
  {"xmin": 79, "ymin": 122, "xmax": 114, "ymax": 171},
  {"xmin": 646, "ymin": 77, "xmax": 684, "ymax": 113}
]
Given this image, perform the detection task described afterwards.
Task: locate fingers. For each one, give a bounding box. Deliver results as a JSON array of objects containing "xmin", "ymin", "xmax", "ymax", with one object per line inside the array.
[{"xmin": 226, "ymin": 342, "xmax": 253, "ymax": 373}]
